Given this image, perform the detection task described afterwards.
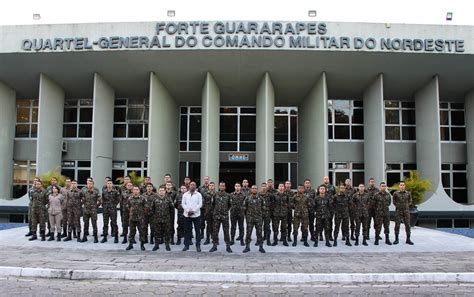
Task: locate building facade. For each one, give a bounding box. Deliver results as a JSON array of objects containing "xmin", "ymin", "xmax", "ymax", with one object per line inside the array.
[{"xmin": 1, "ymin": 20, "xmax": 474, "ymax": 226}]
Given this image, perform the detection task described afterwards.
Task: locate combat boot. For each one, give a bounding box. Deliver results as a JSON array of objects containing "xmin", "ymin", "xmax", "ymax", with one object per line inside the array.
[
  {"xmin": 345, "ymin": 237, "xmax": 352, "ymax": 246},
  {"xmin": 362, "ymin": 237, "xmax": 368, "ymax": 246},
  {"xmin": 176, "ymin": 237, "xmax": 182, "ymax": 245},
  {"xmin": 40, "ymin": 233, "xmax": 46, "ymax": 241},
  {"xmin": 333, "ymin": 238, "xmax": 338, "ymax": 247},
  {"xmin": 226, "ymin": 244, "xmax": 232, "ymax": 253},
  {"xmin": 354, "ymin": 236, "xmax": 359, "ymax": 246},
  {"xmin": 283, "ymin": 238, "xmax": 289, "ymax": 246},
  {"xmin": 385, "ymin": 234, "xmax": 392, "ymax": 245},
  {"xmin": 313, "ymin": 240, "xmax": 318, "ymax": 247},
  {"xmin": 203, "ymin": 236, "xmax": 210, "ymax": 245},
  {"xmin": 64, "ymin": 232, "xmax": 72, "ymax": 241},
  {"xmin": 230, "ymin": 238, "xmax": 235, "ymax": 246},
  {"xmin": 81, "ymin": 234, "xmax": 88, "ymax": 242},
  {"xmin": 25, "ymin": 231, "xmax": 34, "ymax": 237},
  {"xmin": 319, "ymin": 234, "xmax": 324, "ymax": 241},
  {"xmin": 114, "ymin": 236, "xmax": 119, "ymax": 243},
  {"xmin": 77, "ymin": 232, "xmax": 81, "ymax": 242},
  {"xmin": 292, "ymin": 235, "xmax": 297, "ymax": 247},
  {"xmin": 406, "ymin": 234, "xmax": 414, "ymax": 245},
  {"xmin": 122, "ymin": 236, "xmax": 127, "ymax": 244},
  {"xmin": 165, "ymin": 243, "xmax": 171, "ymax": 251},
  {"xmin": 240, "ymin": 238, "xmax": 245, "ymax": 246},
  {"xmin": 303, "ymin": 239, "xmax": 309, "ymax": 247},
  {"xmin": 272, "ymin": 234, "xmax": 278, "ymax": 246},
  {"xmin": 243, "ymin": 244, "xmax": 250, "ymax": 253},
  {"xmin": 325, "ymin": 239, "xmax": 332, "ymax": 247},
  {"xmin": 94, "ymin": 235, "xmax": 99, "ymax": 243},
  {"xmin": 259, "ymin": 244, "xmax": 266, "ymax": 253},
  {"xmin": 287, "ymin": 234, "xmax": 292, "ymax": 242},
  {"xmin": 350, "ymin": 230, "xmax": 355, "ymax": 241},
  {"xmin": 126, "ymin": 243, "xmax": 133, "ymax": 250},
  {"xmin": 47, "ymin": 233, "xmax": 55, "ymax": 241},
  {"xmin": 170, "ymin": 237, "xmax": 175, "ymax": 245},
  {"xmin": 101, "ymin": 235, "xmax": 107, "ymax": 243},
  {"xmin": 150, "ymin": 236, "xmax": 154, "ymax": 245},
  {"xmin": 73, "ymin": 229, "xmax": 77, "ymax": 239},
  {"xmin": 57, "ymin": 233, "xmax": 61, "ymax": 241},
  {"xmin": 209, "ymin": 244, "xmax": 218, "ymax": 252},
  {"xmin": 393, "ymin": 234, "xmax": 399, "ymax": 245},
  {"xmin": 152, "ymin": 243, "xmax": 159, "ymax": 251},
  {"xmin": 29, "ymin": 233, "xmax": 37, "ymax": 241},
  {"xmin": 61, "ymin": 229, "xmax": 67, "ymax": 238},
  {"xmin": 46, "ymin": 230, "xmax": 51, "ymax": 237},
  {"xmin": 374, "ymin": 236, "xmax": 379, "ymax": 245},
  {"xmin": 140, "ymin": 242, "xmax": 146, "ymax": 251},
  {"xmin": 266, "ymin": 234, "xmax": 271, "ymax": 246},
  {"xmin": 144, "ymin": 236, "xmax": 148, "ymax": 244}
]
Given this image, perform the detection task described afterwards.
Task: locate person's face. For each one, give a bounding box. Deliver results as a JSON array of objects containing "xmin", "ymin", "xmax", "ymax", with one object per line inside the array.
[
  {"xmin": 180, "ymin": 186, "xmax": 187, "ymax": 193},
  {"xmin": 400, "ymin": 183, "xmax": 406, "ymax": 191},
  {"xmin": 87, "ymin": 181, "xmax": 93, "ymax": 189},
  {"xmin": 51, "ymin": 178, "xmax": 57, "ymax": 186},
  {"xmin": 359, "ymin": 185, "xmax": 365, "ymax": 192},
  {"xmin": 65, "ymin": 180, "xmax": 71, "ymax": 187},
  {"xmin": 209, "ymin": 184, "xmax": 215, "ymax": 191},
  {"xmin": 126, "ymin": 182, "xmax": 133, "ymax": 190},
  {"xmin": 304, "ymin": 180, "xmax": 311, "ymax": 188},
  {"xmin": 164, "ymin": 175, "xmax": 171, "ymax": 183},
  {"xmin": 189, "ymin": 182, "xmax": 197, "ymax": 191},
  {"xmin": 133, "ymin": 187, "xmax": 140, "ymax": 195},
  {"xmin": 261, "ymin": 184, "xmax": 267, "ymax": 192},
  {"xmin": 297, "ymin": 186, "xmax": 304, "ymax": 193},
  {"xmin": 267, "ymin": 180, "xmax": 273, "ymax": 188},
  {"xmin": 204, "ymin": 176, "xmax": 210, "ymax": 185},
  {"xmin": 124, "ymin": 177, "xmax": 131, "ymax": 185},
  {"xmin": 235, "ymin": 184, "xmax": 241, "ymax": 192},
  {"xmin": 339, "ymin": 186, "xmax": 346, "ymax": 193},
  {"xmin": 278, "ymin": 184, "xmax": 284, "ymax": 192},
  {"xmin": 52, "ymin": 187, "xmax": 58, "ymax": 194},
  {"xmin": 184, "ymin": 178, "xmax": 190, "ymax": 185},
  {"xmin": 285, "ymin": 181, "xmax": 291, "ymax": 189},
  {"xmin": 318, "ymin": 186, "xmax": 326, "ymax": 195},
  {"xmin": 146, "ymin": 184, "xmax": 153, "ymax": 192},
  {"xmin": 345, "ymin": 179, "xmax": 352, "ymax": 187},
  {"xmin": 323, "ymin": 176, "xmax": 330, "ymax": 184},
  {"xmin": 369, "ymin": 179, "xmax": 375, "ymax": 187},
  {"xmin": 242, "ymin": 180, "xmax": 249, "ymax": 187},
  {"xmin": 106, "ymin": 181, "xmax": 113, "ymax": 189},
  {"xmin": 144, "ymin": 177, "xmax": 151, "ymax": 184},
  {"xmin": 219, "ymin": 183, "xmax": 226, "ymax": 192},
  {"xmin": 166, "ymin": 183, "xmax": 172, "ymax": 191},
  {"xmin": 35, "ymin": 181, "xmax": 41, "ymax": 189},
  {"xmin": 158, "ymin": 188, "xmax": 166, "ymax": 196},
  {"xmin": 72, "ymin": 181, "xmax": 78, "ymax": 189},
  {"xmin": 380, "ymin": 184, "xmax": 387, "ymax": 192},
  {"xmin": 251, "ymin": 185, "xmax": 258, "ymax": 194}
]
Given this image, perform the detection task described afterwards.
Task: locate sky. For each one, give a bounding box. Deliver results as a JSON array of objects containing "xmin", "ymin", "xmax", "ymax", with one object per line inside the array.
[{"xmin": 0, "ymin": 0, "xmax": 472, "ymax": 26}]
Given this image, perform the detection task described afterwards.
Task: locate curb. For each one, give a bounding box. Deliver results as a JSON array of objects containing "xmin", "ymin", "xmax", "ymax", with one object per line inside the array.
[{"xmin": 0, "ymin": 267, "xmax": 473, "ymax": 283}]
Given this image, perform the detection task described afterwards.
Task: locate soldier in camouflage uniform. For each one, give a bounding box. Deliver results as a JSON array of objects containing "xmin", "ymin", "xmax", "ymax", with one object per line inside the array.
[
  {"xmin": 230, "ymin": 182, "xmax": 246, "ymax": 246},
  {"xmin": 291, "ymin": 185, "xmax": 311, "ymax": 247},
  {"xmin": 143, "ymin": 183, "xmax": 158, "ymax": 244},
  {"xmin": 373, "ymin": 182, "xmax": 392, "ymax": 245},
  {"xmin": 198, "ymin": 176, "xmax": 210, "ymax": 239},
  {"xmin": 345, "ymin": 179, "xmax": 357, "ymax": 241},
  {"xmin": 64, "ymin": 180, "xmax": 82, "ymax": 242},
  {"xmin": 25, "ymin": 177, "xmax": 40, "ymax": 237},
  {"xmin": 392, "ymin": 181, "xmax": 414, "ymax": 245},
  {"xmin": 151, "ymin": 186, "xmax": 174, "ymax": 251},
  {"xmin": 165, "ymin": 182, "xmax": 178, "ymax": 244},
  {"xmin": 332, "ymin": 184, "xmax": 352, "ymax": 247},
  {"xmin": 259, "ymin": 182, "xmax": 273, "ymax": 246},
  {"xmin": 175, "ymin": 185, "xmax": 188, "ymax": 245},
  {"xmin": 241, "ymin": 179, "xmax": 250, "ymax": 197},
  {"xmin": 284, "ymin": 181, "xmax": 294, "ymax": 242},
  {"xmin": 314, "ymin": 185, "xmax": 332, "ymax": 247},
  {"xmin": 304, "ymin": 179, "xmax": 317, "ymax": 242},
  {"xmin": 366, "ymin": 177, "xmax": 378, "ymax": 240},
  {"xmin": 101, "ymin": 180, "xmax": 121, "ymax": 243},
  {"xmin": 242, "ymin": 185, "xmax": 266, "ymax": 253},
  {"xmin": 322, "ymin": 176, "xmax": 336, "ymax": 241},
  {"xmin": 209, "ymin": 182, "xmax": 232, "ymax": 253},
  {"xmin": 140, "ymin": 176, "xmax": 157, "ymax": 194},
  {"xmin": 80, "ymin": 180, "xmax": 101, "ymax": 243},
  {"xmin": 126, "ymin": 186, "xmax": 148, "ymax": 251},
  {"xmin": 202, "ymin": 182, "xmax": 216, "ymax": 245},
  {"xmin": 59, "ymin": 178, "xmax": 71, "ymax": 238},
  {"xmin": 120, "ymin": 182, "xmax": 133, "ymax": 244},
  {"xmin": 352, "ymin": 183, "xmax": 370, "ymax": 246},
  {"xmin": 28, "ymin": 180, "xmax": 47, "ymax": 241},
  {"xmin": 271, "ymin": 183, "xmax": 289, "ymax": 246}
]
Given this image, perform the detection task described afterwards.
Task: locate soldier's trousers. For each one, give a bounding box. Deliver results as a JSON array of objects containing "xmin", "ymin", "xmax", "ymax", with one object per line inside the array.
[
  {"xmin": 177, "ymin": 212, "xmax": 185, "ymax": 239},
  {"xmin": 202, "ymin": 211, "xmax": 213, "ymax": 239},
  {"xmin": 375, "ymin": 211, "xmax": 390, "ymax": 235},
  {"xmin": 212, "ymin": 215, "xmax": 230, "ymax": 245},
  {"xmin": 143, "ymin": 214, "xmax": 154, "ymax": 240},
  {"xmin": 292, "ymin": 214, "xmax": 309, "ymax": 239},
  {"xmin": 286, "ymin": 209, "xmax": 293, "ymax": 238},
  {"xmin": 323, "ymin": 213, "xmax": 334, "ymax": 237},
  {"xmin": 308, "ymin": 211, "xmax": 315, "ymax": 238},
  {"xmin": 83, "ymin": 210, "xmax": 98, "ymax": 236},
  {"xmin": 315, "ymin": 215, "xmax": 331, "ymax": 240},
  {"xmin": 103, "ymin": 207, "xmax": 118, "ymax": 237},
  {"xmin": 245, "ymin": 218, "xmax": 263, "ymax": 245},
  {"xmin": 230, "ymin": 212, "xmax": 244, "ymax": 239},
  {"xmin": 67, "ymin": 205, "xmax": 81, "ymax": 233},
  {"xmin": 27, "ymin": 202, "xmax": 32, "ymax": 231},
  {"xmin": 394, "ymin": 209, "xmax": 411, "ymax": 236},
  {"xmin": 61, "ymin": 208, "xmax": 68, "ymax": 233},
  {"xmin": 334, "ymin": 214, "xmax": 350, "ymax": 239},
  {"xmin": 272, "ymin": 215, "xmax": 287, "ymax": 239},
  {"xmin": 121, "ymin": 208, "xmax": 130, "ymax": 235},
  {"xmin": 169, "ymin": 208, "xmax": 175, "ymax": 238},
  {"xmin": 154, "ymin": 221, "xmax": 171, "ymax": 244},
  {"xmin": 263, "ymin": 216, "xmax": 271, "ymax": 239},
  {"xmin": 349, "ymin": 208, "xmax": 356, "ymax": 235},
  {"xmin": 355, "ymin": 214, "xmax": 369, "ymax": 239},
  {"xmin": 30, "ymin": 207, "xmax": 46, "ymax": 234},
  {"xmin": 367, "ymin": 208, "xmax": 376, "ymax": 237},
  {"xmin": 129, "ymin": 219, "xmax": 145, "ymax": 242}
]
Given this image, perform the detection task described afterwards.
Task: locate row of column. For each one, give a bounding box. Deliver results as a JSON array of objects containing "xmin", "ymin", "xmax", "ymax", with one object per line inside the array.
[{"xmin": 0, "ymin": 72, "xmax": 473, "ymax": 205}]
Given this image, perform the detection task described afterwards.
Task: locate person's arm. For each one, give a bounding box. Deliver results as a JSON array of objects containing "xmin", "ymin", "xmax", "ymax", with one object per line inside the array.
[{"xmin": 182, "ymin": 192, "xmax": 190, "ymax": 214}]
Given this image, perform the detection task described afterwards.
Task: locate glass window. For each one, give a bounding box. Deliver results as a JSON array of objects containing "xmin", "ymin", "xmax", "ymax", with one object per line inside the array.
[
  {"xmin": 385, "ymin": 100, "xmax": 416, "ymax": 141},
  {"xmin": 328, "ymin": 100, "xmax": 363, "ymax": 141},
  {"xmin": 179, "ymin": 107, "xmax": 202, "ymax": 152},
  {"xmin": 440, "ymin": 102, "xmax": 466, "ymax": 142},
  {"xmin": 63, "ymin": 99, "xmax": 93, "ymax": 138},
  {"xmin": 442, "ymin": 163, "xmax": 467, "ymax": 204},
  {"xmin": 220, "ymin": 116, "xmax": 238, "ymax": 141},
  {"xmin": 12, "ymin": 160, "xmax": 36, "ymax": 198},
  {"xmin": 275, "ymin": 107, "xmax": 298, "ymax": 152},
  {"xmin": 15, "ymin": 99, "xmax": 39, "ymax": 138},
  {"xmin": 113, "ymin": 98, "xmax": 149, "ymax": 139}
]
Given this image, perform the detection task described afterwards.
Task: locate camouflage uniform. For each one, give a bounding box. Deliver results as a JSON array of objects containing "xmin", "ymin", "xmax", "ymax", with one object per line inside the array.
[
  {"xmin": 66, "ymin": 188, "xmax": 82, "ymax": 234},
  {"xmin": 352, "ymin": 191, "xmax": 370, "ymax": 239},
  {"xmin": 230, "ymin": 191, "xmax": 246, "ymax": 241},
  {"xmin": 285, "ymin": 189, "xmax": 295, "ymax": 240},
  {"xmin": 174, "ymin": 193, "xmax": 185, "ymax": 240},
  {"xmin": 243, "ymin": 193, "xmax": 266, "ymax": 245},
  {"xmin": 291, "ymin": 192, "xmax": 311, "ymax": 240},
  {"xmin": 202, "ymin": 190, "xmax": 216, "ymax": 241},
  {"xmin": 59, "ymin": 187, "xmax": 70, "ymax": 235},
  {"xmin": 165, "ymin": 190, "xmax": 178, "ymax": 241},
  {"xmin": 366, "ymin": 185, "xmax": 378, "ymax": 238},
  {"xmin": 102, "ymin": 188, "xmax": 121, "ymax": 237},
  {"xmin": 271, "ymin": 191, "xmax": 289, "ymax": 241},
  {"xmin": 127, "ymin": 195, "xmax": 148, "ymax": 243},
  {"xmin": 30, "ymin": 187, "xmax": 47, "ymax": 235},
  {"xmin": 314, "ymin": 193, "xmax": 332, "ymax": 241},
  {"xmin": 332, "ymin": 192, "xmax": 351, "ymax": 240},
  {"xmin": 259, "ymin": 191, "xmax": 273, "ymax": 242},
  {"xmin": 323, "ymin": 183, "xmax": 336, "ymax": 239},
  {"xmin": 120, "ymin": 189, "xmax": 132, "ymax": 238},
  {"xmin": 304, "ymin": 188, "xmax": 316, "ymax": 240},
  {"xmin": 198, "ymin": 185, "xmax": 209, "ymax": 236},
  {"xmin": 345, "ymin": 186, "xmax": 356, "ymax": 239},
  {"xmin": 27, "ymin": 187, "xmax": 34, "ymax": 231},
  {"xmin": 151, "ymin": 195, "xmax": 175, "ymax": 244},
  {"xmin": 374, "ymin": 191, "xmax": 391, "ymax": 236},
  {"xmin": 143, "ymin": 191, "xmax": 158, "ymax": 242},
  {"xmin": 393, "ymin": 191, "xmax": 412, "ymax": 237},
  {"xmin": 81, "ymin": 188, "xmax": 101, "ymax": 237},
  {"xmin": 212, "ymin": 191, "xmax": 232, "ymax": 245}
]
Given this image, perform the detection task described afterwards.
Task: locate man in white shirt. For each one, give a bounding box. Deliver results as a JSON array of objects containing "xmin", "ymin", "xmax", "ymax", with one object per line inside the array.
[{"xmin": 182, "ymin": 181, "xmax": 203, "ymax": 252}]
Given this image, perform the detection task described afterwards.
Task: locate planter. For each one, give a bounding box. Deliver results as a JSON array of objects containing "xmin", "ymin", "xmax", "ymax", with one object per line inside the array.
[{"xmin": 409, "ymin": 207, "xmax": 419, "ymax": 227}]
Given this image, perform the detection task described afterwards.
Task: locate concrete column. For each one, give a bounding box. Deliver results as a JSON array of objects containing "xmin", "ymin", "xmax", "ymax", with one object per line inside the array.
[
  {"xmin": 36, "ymin": 74, "xmax": 65, "ymax": 175},
  {"xmin": 415, "ymin": 76, "xmax": 442, "ymax": 202},
  {"xmin": 91, "ymin": 73, "xmax": 115, "ymax": 182},
  {"xmin": 0, "ymin": 82, "xmax": 16, "ymax": 198},
  {"xmin": 200, "ymin": 72, "xmax": 220, "ymax": 184},
  {"xmin": 256, "ymin": 72, "xmax": 275, "ymax": 184},
  {"xmin": 148, "ymin": 72, "xmax": 179, "ymax": 184},
  {"xmin": 298, "ymin": 72, "xmax": 328, "ymax": 185},
  {"xmin": 465, "ymin": 90, "xmax": 474, "ymax": 204},
  {"xmin": 363, "ymin": 74, "xmax": 386, "ymax": 183}
]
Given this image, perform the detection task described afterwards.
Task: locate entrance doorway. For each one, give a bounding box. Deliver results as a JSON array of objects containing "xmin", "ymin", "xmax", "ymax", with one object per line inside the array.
[{"xmin": 219, "ymin": 162, "xmax": 255, "ymax": 192}]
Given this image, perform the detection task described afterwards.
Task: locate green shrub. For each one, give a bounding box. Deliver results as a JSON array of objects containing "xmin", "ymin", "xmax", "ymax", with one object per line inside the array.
[{"xmin": 390, "ymin": 170, "xmax": 432, "ymax": 208}]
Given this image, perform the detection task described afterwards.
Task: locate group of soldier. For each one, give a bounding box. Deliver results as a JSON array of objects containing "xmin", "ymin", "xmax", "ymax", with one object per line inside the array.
[{"xmin": 25, "ymin": 173, "xmax": 414, "ymax": 253}]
